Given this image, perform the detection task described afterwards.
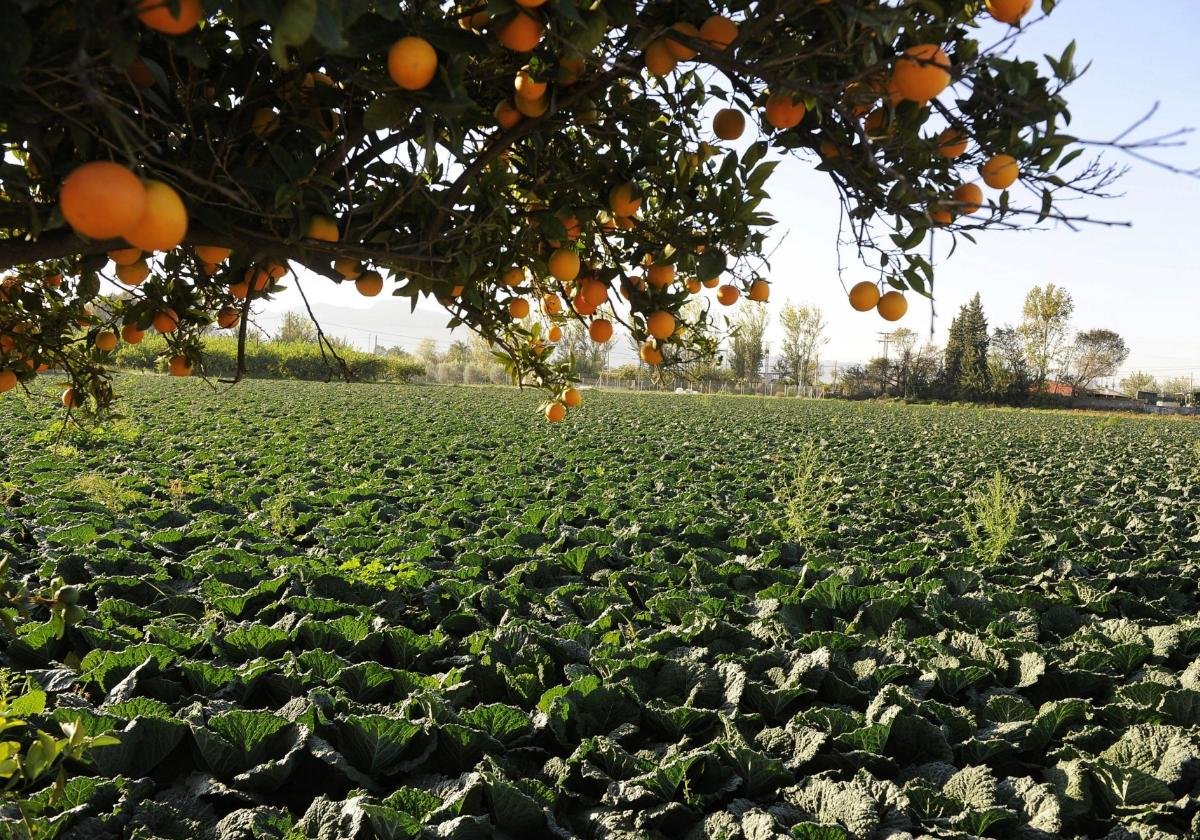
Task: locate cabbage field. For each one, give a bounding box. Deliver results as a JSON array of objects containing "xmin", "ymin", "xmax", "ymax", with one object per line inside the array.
[{"xmin": 2, "ymin": 377, "xmax": 1200, "ymax": 839}]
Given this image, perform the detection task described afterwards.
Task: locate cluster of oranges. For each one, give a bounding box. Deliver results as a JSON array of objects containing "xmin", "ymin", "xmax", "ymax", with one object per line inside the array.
[{"xmin": 847, "ymin": 282, "xmax": 909, "ymax": 322}]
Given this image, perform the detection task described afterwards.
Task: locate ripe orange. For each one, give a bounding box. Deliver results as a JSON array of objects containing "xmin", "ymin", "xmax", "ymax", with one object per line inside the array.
[
  {"xmin": 702, "ymin": 276, "xmax": 720, "ymax": 289},
  {"xmin": 937, "ymin": 128, "xmax": 968, "ymax": 159},
  {"xmin": 699, "ymin": 15, "xmax": 738, "ymax": 49},
  {"xmin": 516, "ymin": 0, "xmax": 546, "ymax": 8},
  {"xmin": 929, "ymin": 206, "xmax": 953, "ymax": 226},
  {"xmin": 548, "ymin": 249, "xmax": 580, "ymax": 282},
  {"xmin": 544, "ymin": 401, "xmax": 566, "ymax": 422},
  {"xmin": 356, "ymin": 270, "xmax": 384, "ymax": 296},
  {"xmin": 229, "ymin": 280, "xmax": 250, "ymax": 300},
  {"xmin": 558, "ymin": 56, "xmax": 584, "ymax": 86},
  {"xmin": 135, "ymin": 0, "xmax": 202, "ymax": 34},
  {"xmin": 848, "ymin": 281, "xmax": 880, "ymax": 311},
  {"xmin": 122, "ymin": 323, "xmax": 145, "ymax": 344},
  {"xmin": 563, "ymin": 387, "xmax": 581, "ymax": 407},
  {"xmin": 195, "ymin": 245, "xmax": 231, "ymax": 263},
  {"xmin": 572, "ymin": 293, "xmax": 597, "ymax": 316},
  {"xmin": 890, "ymin": 44, "xmax": 951, "ymax": 103},
  {"xmin": 609, "ymin": 182, "xmax": 641, "ymax": 217},
  {"xmin": 388, "ymin": 36, "xmax": 438, "ymax": 91},
  {"xmin": 877, "ymin": 291, "xmax": 908, "ymax": 321},
  {"xmin": 548, "ymin": 324, "xmax": 562, "ymax": 342},
  {"xmin": 0, "ymin": 370, "xmax": 16, "ymax": 393},
  {"xmin": 306, "ymin": 215, "xmax": 339, "ymax": 242},
  {"xmin": 498, "ymin": 12, "xmax": 544, "ymax": 52},
  {"xmin": 765, "ymin": 94, "xmax": 806, "ymax": 130},
  {"xmin": 640, "ymin": 341, "xmax": 663, "ymax": 366},
  {"xmin": 581, "ymin": 278, "xmax": 608, "ymax": 307},
  {"xmin": 748, "ymin": 279, "xmax": 770, "ymax": 302},
  {"xmin": 542, "ymin": 293, "xmax": 562, "ymax": 315},
  {"xmin": 589, "ymin": 318, "xmax": 613, "ymax": 342},
  {"xmin": 686, "ymin": 278, "xmax": 701, "ymax": 294},
  {"xmin": 514, "ymin": 92, "xmax": 548, "ymax": 118},
  {"xmin": 46, "ymin": 273, "xmax": 62, "ymax": 288},
  {"xmin": 243, "ymin": 266, "xmax": 274, "ymax": 291},
  {"xmin": 502, "ymin": 267, "xmax": 524, "ymax": 287},
  {"xmin": 647, "ymin": 311, "xmax": 675, "ymax": 340},
  {"xmin": 153, "ymin": 308, "xmax": 179, "ymax": 333},
  {"xmin": 713, "ymin": 108, "xmax": 745, "ymax": 141},
  {"xmin": 451, "ymin": 285, "xmax": 465, "ymax": 297},
  {"xmin": 217, "ymin": 306, "xmax": 240, "ymax": 328},
  {"xmin": 168, "ymin": 355, "xmax": 192, "ymax": 377},
  {"xmin": 494, "ymin": 99, "xmax": 522, "ymax": 129},
  {"xmin": 864, "ymin": 108, "xmax": 893, "ymax": 140},
  {"xmin": 647, "ymin": 263, "xmax": 674, "ymax": 289},
  {"xmin": 123, "ymin": 180, "xmax": 188, "ymax": 252},
  {"xmin": 514, "ymin": 67, "xmax": 546, "ymax": 99},
  {"xmin": 509, "ymin": 298, "xmax": 530, "ymax": 319},
  {"xmin": 980, "ymin": 154, "xmax": 1019, "ymax": 189},
  {"xmin": 61, "ymin": 387, "xmax": 78, "ymax": 408},
  {"xmin": 334, "ymin": 258, "xmax": 362, "ymax": 279},
  {"xmin": 645, "ymin": 40, "xmax": 677, "ymax": 76},
  {"xmin": 954, "ymin": 182, "xmax": 984, "ymax": 214},
  {"xmin": 108, "ymin": 247, "xmax": 142, "ymax": 265},
  {"xmin": 94, "ymin": 331, "xmax": 118, "ymax": 352},
  {"xmin": 716, "ymin": 284, "xmax": 740, "ymax": 306},
  {"xmin": 666, "ymin": 22, "xmax": 700, "ymax": 60},
  {"xmin": 60, "ymin": 162, "xmax": 147, "ymax": 240},
  {"xmin": 818, "ymin": 140, "xmax": 841, "ymax": 160},
  {"xmin": 987, "ymin": 0, "xmax": 1033, "ymax": 25},
  {"xmin": 116, "ymin": 259, "xmax": 150, "ymax": 286}
]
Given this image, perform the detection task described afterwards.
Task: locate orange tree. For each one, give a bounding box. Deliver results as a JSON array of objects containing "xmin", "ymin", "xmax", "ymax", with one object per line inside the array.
[{"xmin": 0, "ymin": 0, "xmax": 1126, "ymax": 417}]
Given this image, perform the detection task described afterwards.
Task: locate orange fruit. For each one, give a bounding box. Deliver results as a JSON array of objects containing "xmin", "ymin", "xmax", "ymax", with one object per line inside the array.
[
  {"xmin": 699, "ymin": 15, "xmax": 738, "ymax": 49},
  {"xmin": 577, "ymin": 278, "xmax": 605, "ymax": 307},
  {"xmin": 644, "ymin": 40, "xmax": 677, "ymax": 76},
  {"xmin": 929, "ymin": 206, "xmax": 953, "ymax": 226},
  {"xmin": 498, "ymin": 12, "xmax": 544, "ymax": 52},
  {"xmin": 685, "ymin": 278, "xmax": 701, "ymax": 294},
  {"xmin": 890, "ymin": 44, "xmax": 951, "ymax": 103},
  {"xmin": 514, "ymin": 92, "xmax": 548, "ymax": 118},
  {"xmin": 122, "ymin": 323, "xmax": 145, "ymax": 344},
  {"xmin": 647, "ymin": 263, "xmax": 674, "ymax": 289},
  {"xmin": 135, "ymin": 0, "xmax": 202, "ymax": 35},
  {"xmin": 61, "ymin": 387, "xmax": 78, "ymax": 408},
  {"xmin": 516, "ymin": 0, "xmax": 546, "ymax": 8},
  {"xmin": 108, "ymin": 247, "xmax": 143, "ymax": 265},
  {"xmin": 514, "ymin": 67, "xmax": 546, "ymax": 99},
  {"xmin": 640, "ymin": 341, "xmax": 663, "ymax": 366},
  {"xmin": 123, "ymin": 180, "xmax": 188, "ymax": 252},
  {"xmin": 356, "ymin": 270, "xmax": 384, "ymax": 296},
  {"xmin": 666, "ymin": 22, "xmax": 700, "ymax": 60},
  {"xmin": 877, "ymin": 291, "xmax": 908, "ymax": 321},
  {"xmin": 502, "ymin": 267, "xmax": 524, "ymax": 286},
  {"xmin": 980, "ymin": 154, "xmax": 1019, "ymax": 189},
  {"xmin": 334, "ymin": 258, "xmax": 362, "ymax": 279},
  {"xmin": 509, "ymin": 298, "xmax": 530, "ymax": 319},
  {"xmin": 451, "ymin": 285, "xmax": 465, "ymax": 297},
  {"xmin": 562, "ymin": 387, "xmax": 581, "ymax": 407},
  {"xmin": 588, "ymin": 318, "xmax": 613, "ymax": 343},
  {"xmin": 195, "ymin": 245, "xmax": 231, "ymax": 263},
  {"xmin": 954, "ymin": 182, "xmax": 984, "ymax": 214},
  {"xmin": 60, "ymin": 162, "xmax": 147, "ymax": 240},
  {"xmin": 544, "ymin": 401, "xmax": 566, "ymax": 422},
  {"xmin": 494, "ymin": 99, "xmax": 522, "ymax": 129},
  {"xmin": 548, "ymin": 325, "xmax": 563, "ymax": 342},
  {"xmin": 713, "ymin": 108, "xmax": 745, "ymax": 141},
  {"xmin": 0, "ymin": 370, "xmax": 16, "ymax": 393},
  {"xmin": 716, "ymin": 284, "xmax": 740, "ymax": 306},
  {"xmin": 609, "ymin": 183, "xmax": 641, "ymax": 217},
  {"xmin": 168, "ymin": 355, "xmax": 192, "ymax": 377},
  {"xmin": 116, "ymin": 259, "xmax": 150, "ymax": 286},
  {"xmin": 548, "ymin": 249, "xmax": 580, "ymax": 282},
  {"xmin": 306, "ymin": 215, "xmax": 339, "ymax": 242},
  {"xmin": 748, "ymin": 279, "xmax": 769, "ymax": 302},
  {"xmin": 542, "ymin": 293, "xmax": 562, "ymax": 315},
  {"xmin": 765, "ymin": 93, "xmax": 806, "ymax": 130},
  {"xmin": 864, "ymin": 108, "xmax": 893, "ymax": 140},
  {"xmin": 558, "ymin": 56, "xmax": 584, "ymax": 85},
  {"xmin": 702, "ymin": 276, "xmax": 720, "ymax": 289},
  {"xmin": 936, "ymin": 128, "xmax": 968, "ymax": 159},
  {"xmin": 229, "ymin": 280, "xmax": 250, "ymax": 300},
  {"xmin": 46, "ymin": 274, "xmax": 62, "ymax": 288},
  {"xmin": 388, "ymin": 36, "xmax": 438, "ymax": 90},
  {"xmin": 94, "ymin": 331, "xmax": 118, "ymax": 352},
  {"xmin": 571, "ymin": 293, "xmax": 597, "ymax": 317},
  {"xmin": 848, "ymin": 281, "xmax": 880, "ymax": 311},
  {"xmin": 646, "ymin": 311, "xmax": 675, "ymax": 340},
  {"xmin": 987, "ymin": 0, "xmax": 1033, "ymax": 24},
  {"xmin": 818, "ymin": 140, "xmax": 841, "ymax": 160},
  {"xmin": 153, "ymin": 308, "xmax": 179, "ymax": 332},
  {"xmin": 217, "ymin": 306, "xmax": 240, "ymax": 328}
]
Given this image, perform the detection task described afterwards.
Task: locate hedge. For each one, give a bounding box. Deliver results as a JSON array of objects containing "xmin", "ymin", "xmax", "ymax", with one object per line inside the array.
[{"xmin": 114, "ymin": 336, "xmax": 424, "ymax": 383}]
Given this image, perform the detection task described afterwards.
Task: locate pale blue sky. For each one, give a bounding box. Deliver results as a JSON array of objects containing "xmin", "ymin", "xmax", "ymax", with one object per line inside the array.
[{"xmin": 264, "ymin": 0, "xmax": 1200, "ymax": 384}]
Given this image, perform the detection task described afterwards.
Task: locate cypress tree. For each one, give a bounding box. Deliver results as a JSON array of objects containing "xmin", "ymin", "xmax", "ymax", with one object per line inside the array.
[{"xmin": 957, "ymin": 293, "xmax": 992, "ymax": 401}]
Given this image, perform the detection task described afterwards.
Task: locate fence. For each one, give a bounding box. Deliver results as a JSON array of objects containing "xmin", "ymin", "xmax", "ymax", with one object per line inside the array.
[{"xmin": 583, "ymin": 375, "xmax": 825, "ymax": 399}]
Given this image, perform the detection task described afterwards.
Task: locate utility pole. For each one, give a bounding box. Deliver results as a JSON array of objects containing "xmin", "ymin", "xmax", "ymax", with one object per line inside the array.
[{"xmin": 876, "ymin": 332, "xmax": 892, "ymax": 395}]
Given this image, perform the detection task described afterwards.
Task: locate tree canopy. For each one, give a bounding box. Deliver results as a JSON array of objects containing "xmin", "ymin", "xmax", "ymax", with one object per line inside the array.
[{"xmin": 0, "ymin": 0, "xmax": 1134, "ymax": 418}]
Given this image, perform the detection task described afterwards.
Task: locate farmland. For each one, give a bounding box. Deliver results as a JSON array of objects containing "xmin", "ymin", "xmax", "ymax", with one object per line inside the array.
[{"xmin": 2, "ymin": 377, "xmax": 1200, "ymax": 839}]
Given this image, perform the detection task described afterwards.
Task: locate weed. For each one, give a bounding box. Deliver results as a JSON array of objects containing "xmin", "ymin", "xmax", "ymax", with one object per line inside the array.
[
  {"xmin": 775, "ymin": 441, "xmax": 838, "ymax": 544},
  {"xmin": 66, "ymin": 473, "xmax": 143, "ymax": 513},
  {"xmin": 962, "ymin": 469, "xmax": 1027, "ymax": 563}
]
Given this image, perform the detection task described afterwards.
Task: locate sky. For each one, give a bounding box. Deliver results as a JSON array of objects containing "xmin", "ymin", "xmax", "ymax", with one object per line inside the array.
[{"xmin": 259, "ymin": 0, "xmax": 1200, "ymax": 387}]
